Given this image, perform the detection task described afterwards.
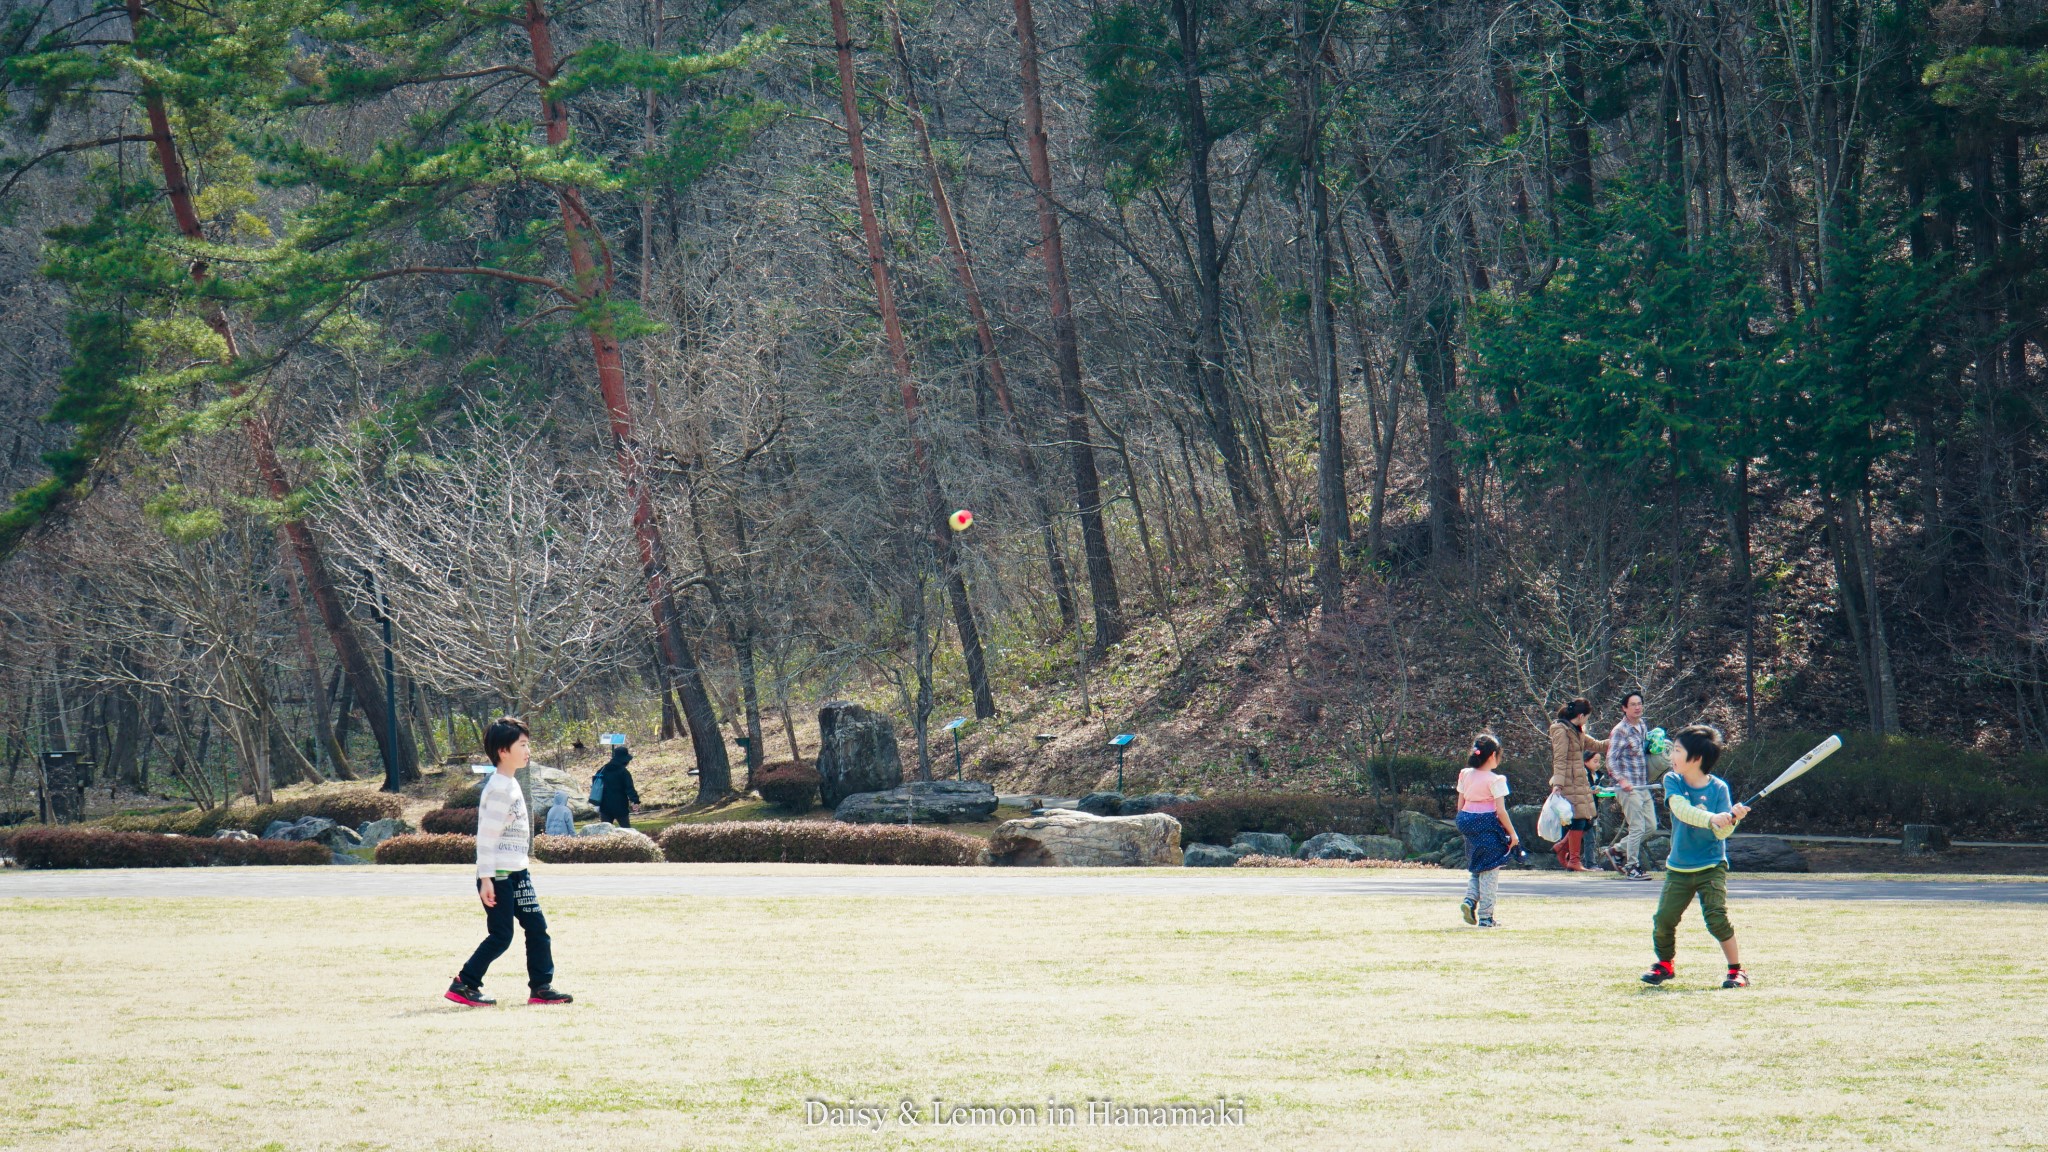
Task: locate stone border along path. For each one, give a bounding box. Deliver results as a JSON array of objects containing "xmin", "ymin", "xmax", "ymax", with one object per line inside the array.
[{"xmin": 2, "ymin": 867, "xmax": 2046, "ymax": 903}]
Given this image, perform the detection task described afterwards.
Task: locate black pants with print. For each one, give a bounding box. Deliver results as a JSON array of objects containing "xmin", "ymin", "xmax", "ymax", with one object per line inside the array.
[{"xmin": 458, "ymin": 869, "xmax": 553, "ymax": 990}]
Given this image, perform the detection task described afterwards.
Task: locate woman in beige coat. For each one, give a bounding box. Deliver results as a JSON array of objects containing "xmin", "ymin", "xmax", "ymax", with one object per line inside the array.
[{"xmin": 1548, "ymin": 698, "xmax": 1608, "ymax": 871}]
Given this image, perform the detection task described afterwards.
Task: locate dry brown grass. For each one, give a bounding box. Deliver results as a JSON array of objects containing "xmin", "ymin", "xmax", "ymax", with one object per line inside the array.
[{"xmin": 1, "ymin": 870, "xmax": 2044, "ymax": 1150}]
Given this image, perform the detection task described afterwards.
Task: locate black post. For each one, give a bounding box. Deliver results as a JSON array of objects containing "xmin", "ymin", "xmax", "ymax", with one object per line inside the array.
[{"xmin": 951, "ymin": 729, "xmax": 963, "ymax": 780}]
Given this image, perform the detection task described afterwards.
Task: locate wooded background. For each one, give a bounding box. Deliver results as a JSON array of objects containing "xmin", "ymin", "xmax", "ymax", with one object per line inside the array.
[{"xmin": 0, "ymin": 0, "xmax": 2042, "ymax": 812}]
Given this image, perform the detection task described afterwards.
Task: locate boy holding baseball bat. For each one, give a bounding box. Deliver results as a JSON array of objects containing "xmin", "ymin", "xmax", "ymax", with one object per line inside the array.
[{"xmin": 1641, "ymin": 724, "xmax": 1751, "ymax": 989}]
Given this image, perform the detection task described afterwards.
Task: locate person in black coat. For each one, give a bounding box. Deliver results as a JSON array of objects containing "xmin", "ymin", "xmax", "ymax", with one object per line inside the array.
[{"xmin": 594, "ymin": 746, "xmax": 641, "ymax": 827}]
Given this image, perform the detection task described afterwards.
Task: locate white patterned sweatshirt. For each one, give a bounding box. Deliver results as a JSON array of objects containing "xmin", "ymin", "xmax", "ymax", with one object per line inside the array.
[{"xmin": 475, "ymin": 770, "xmax": 531, "ymax": 880}]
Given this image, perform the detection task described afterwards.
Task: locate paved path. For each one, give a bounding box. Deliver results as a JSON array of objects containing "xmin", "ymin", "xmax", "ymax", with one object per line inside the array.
[{"xmin": 3, "ymin": 867, "xmax": 2045, "ymax": 903}]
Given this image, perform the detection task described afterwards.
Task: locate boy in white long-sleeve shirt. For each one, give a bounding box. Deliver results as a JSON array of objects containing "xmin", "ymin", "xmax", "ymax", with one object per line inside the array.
[{"xmin": 446, "ymin": 717, "xmax": 573, "ymax": 1007}]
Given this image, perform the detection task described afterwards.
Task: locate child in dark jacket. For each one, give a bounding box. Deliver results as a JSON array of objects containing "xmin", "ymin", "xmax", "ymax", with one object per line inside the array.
[{"xmin": 593, "ymin": 745, "xmax": 641, "ymax": 827}]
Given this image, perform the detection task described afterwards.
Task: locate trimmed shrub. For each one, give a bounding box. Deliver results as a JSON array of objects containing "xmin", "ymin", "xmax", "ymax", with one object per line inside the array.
[
  {"xmin": 444, "ymin": 781, "xmax": 484, "ymax": 808},
  {"xmin": 659, "ymin": 820, "xmax": 986, "ymax": 866},
  {"xmin": 418, "ymin": 806, "xmax": 544, "ymax": 835},
  {"xmin": 420, "ymin": 806, "xmax": 479, "ymax": 834},
  {"xmin": 10, "ymin": 828, "xmax": 330, "ymax": 868},
  {"xmin": 756, "ymin": 764, "xmax": 820, "ymax": 811},
  {"xmin": 374, "ymin": 833, "xmax": 477, "ymax": 865},
  {"xmin": 532, "ymin": 831, "xmax": 661, "ymax": 863},
  {"xmin": 1163, "ymin": 792, "xmax": 1445, "ymax": 846},
  {"xmin": 94, "ymin": 790, "xmax": 406, "ymax": 837}
]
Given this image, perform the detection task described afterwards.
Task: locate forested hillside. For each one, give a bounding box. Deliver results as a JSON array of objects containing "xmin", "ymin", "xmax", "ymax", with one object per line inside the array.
[{"xmin": 0, "ymin": 0, "xmax": 2044, "ymax": 811}]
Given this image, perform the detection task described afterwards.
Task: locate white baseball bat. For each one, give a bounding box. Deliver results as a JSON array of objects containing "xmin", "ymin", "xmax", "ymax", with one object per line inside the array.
[{"xmin": 1737, "ymin": 734, "xmax": 1842, "ymax": 808}]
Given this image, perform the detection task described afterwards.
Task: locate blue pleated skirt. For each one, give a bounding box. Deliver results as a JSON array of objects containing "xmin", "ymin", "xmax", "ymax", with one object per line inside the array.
[{"xmin": 1457, "ymin": 809, "xmax": 1512, "ymax": 874}]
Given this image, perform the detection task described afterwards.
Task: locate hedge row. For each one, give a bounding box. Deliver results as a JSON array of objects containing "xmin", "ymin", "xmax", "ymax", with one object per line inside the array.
[
  {"xmin": 91, "ymin": 791, "xmax": 406, "ymax": 838},
  {"xmin": 1162, "ymin": 792, "xmax": 1445, "ymax": 846},
  {"xmin": 374, "ymin": 831, "xmax": 664, "ymax": 864},
  {"xmin": 420, "ymin": 807, "xmax": 479, "ymax": 834},
  {"xmin": 533, "ymin": 832, "xmax": 661, "ymax": 864},
  {"xmin": 374, "ymin": 833, "xmax": 476, "ymax": 864},
  {"xmin": 658, "ymin": 820, "xmax": 987, "ymax": 865},
  {"xmin": 419, "ymin": 806, "xmax": 551, "ymax": 835},
  {"xmin": 9, "ymin": 828, "xmax": 331, "ymax": 869}
]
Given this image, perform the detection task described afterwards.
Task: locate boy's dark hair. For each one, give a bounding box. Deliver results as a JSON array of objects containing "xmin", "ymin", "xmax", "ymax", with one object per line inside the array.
[
  {"xmin": 1468, "ymin": 733, "xmax": 1501, "ymax": 769},
  {"xmin": 484, "ymin": 716, "xmax": 531, "ymax": 765},
  {"xmin": 1557, "ymin": 697, "xmax": 1592, "ymax": 723},
  {"xmin": 1672, "ymin": 724, "xmax": 1724, "ymax": 772}
]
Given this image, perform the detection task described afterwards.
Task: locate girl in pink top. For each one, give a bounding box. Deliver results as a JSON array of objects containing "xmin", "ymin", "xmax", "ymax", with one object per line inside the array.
[{"xmin": 1455, "ymin": 734, "xmax": 1520, "ymax": 926}]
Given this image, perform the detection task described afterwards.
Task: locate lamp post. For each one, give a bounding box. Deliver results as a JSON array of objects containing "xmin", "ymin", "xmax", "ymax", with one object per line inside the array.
[
  {"xmin": 942, "ymin": 717, "xmax": 969, "ymax": 780},
  {"xmin": 1109, "ymin": 734, "xmax": 1134, "ymax": 793}
]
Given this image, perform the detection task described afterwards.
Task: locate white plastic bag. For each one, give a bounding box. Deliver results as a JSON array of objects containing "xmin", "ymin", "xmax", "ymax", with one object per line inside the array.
[{"xmin": 1538, "ymin": 792, "xmax": 1572, "ymax": 843}]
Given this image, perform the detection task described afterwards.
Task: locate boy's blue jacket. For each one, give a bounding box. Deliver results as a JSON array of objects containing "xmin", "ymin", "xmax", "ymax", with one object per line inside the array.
[{"xmin": 1662, "ymin": 771, "xmax": 1735, "ymax": 872}]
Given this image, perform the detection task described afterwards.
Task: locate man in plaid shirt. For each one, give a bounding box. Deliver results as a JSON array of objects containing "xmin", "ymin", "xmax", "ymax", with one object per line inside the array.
[{"xmin": 1605, "ymin": 692, "xmax": 1657, "ymax": 879}]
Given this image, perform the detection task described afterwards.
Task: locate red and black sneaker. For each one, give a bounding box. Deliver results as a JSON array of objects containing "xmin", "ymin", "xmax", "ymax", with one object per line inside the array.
[
  {"xmin": 1722, "ymin": 967, "xmax": 1750, "ymax": 989},
  {"xmin": 528, "ymin": 986, "xmax": 574, "ymax": 1005},
  {"xmin": 1640, "ymin": 961, "xmax": 1675, "ymax": 986},
  {"xmin": 445, "ymin": 979, "xmax": 495, "ymax": 1007}
]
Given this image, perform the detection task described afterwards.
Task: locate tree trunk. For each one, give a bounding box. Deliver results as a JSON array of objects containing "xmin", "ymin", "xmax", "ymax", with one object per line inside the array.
[
  {"xmin": 1294, "ymin": 0, "xmax": 1346, "ymax": 619},
  {"xmin": 126, "ymin": 0, "xmax": 416, "ymax": 788},
  {"xmin": 1560, "ymin": 0, "xmax": 1593, "ymax": 205},
  {"xmin": 732, "ymin": 508, "xmax": 766, "ymax": 791},
  {"xmin": 640, "ymin": 0, "xmax": 665, "ymax": 409},
  {"xmin": 1418, "ymin": 312, "xmax": 1462, "ymax": 555},
  {"xmin": 1170, "ymin": 0, "xmax": 1273, "ymax": 601},
  {"xmin": 1729, "ymin": 456, "xmax": 1758, "ymax": 738},
  {"xmin": 829, "ymin": 0, "xmax": 997, "ymax": 717},
  {"xmin": 1853, "ymin": 488, "xmax": 1900, "ymax": 734},
  {"xmin": 890, "ymin": 2, "xmax": 1078, "ymax": 636},
  {"xmin": 282, "ymin": 542, "xmax": 355, "ymax": 779},
  {"xmin": 1013, "ymin": 0, "xmax": 1126, "ymax": 651},
  {"xmin": 520, "ymin": 0, "xmax": 733, "ymax": 799}
]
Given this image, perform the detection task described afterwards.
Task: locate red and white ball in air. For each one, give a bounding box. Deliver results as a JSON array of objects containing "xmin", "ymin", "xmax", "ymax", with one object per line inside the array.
[{"xmin": 948, "ymin": 509, "xmax": 974, "ymax": 532}]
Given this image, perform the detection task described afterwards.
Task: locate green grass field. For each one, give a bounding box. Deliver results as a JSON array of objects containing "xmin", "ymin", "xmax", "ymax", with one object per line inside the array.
[{"xmin": 3, "ymin": 868, "xmax": 2045, "ymax": 1150}]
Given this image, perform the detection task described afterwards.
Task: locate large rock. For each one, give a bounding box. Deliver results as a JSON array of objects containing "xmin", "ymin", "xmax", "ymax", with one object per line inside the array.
[
  {"xmin": 1297, "ymin": 832, "xmax": 1369, "ymax": 861},
  {"xmin": 355, "ymin": 818, "xmax": 411, "ymax": 850},
  {"xmin": 1232, "ymin": 831, "xmax": 1292, "ymax": 857},
  {"xmin": 1902, "ymin": 824, "xmax": 1951, "ymax": 855},
  {"xmin": 312, "ymin": 824, "xmax": 363, "ymax": 852},
  {"xmin": 1508, "ymin": 804, "xmax": 1542, "ymax": 848},
  {"xmin": 1077, "ymin": 791, "xmax": 1124, "ymax": 816},
  {"xmin": 1355, "ymin": 835, "xmax": 1405, "ymax": 860},
  {"xmin": 989, "ymin": 810, "xmax": 1182, "ymax": 867},
  {"xmin": 214, "ymin": 829, "xmax": 257, "ymax": 842},
  {"xmin": 1183, "ymin": 843, "xmax": 1246, "ymax": 867},
  {"xmin": 835, "ymin": 781, "xmax": 1000, "ymax": 824},
  {"xmin": 1120, "ymin": 792, "xmax": 1198, "ymax": 816},
  {"xmin": 1726, "ymin": 835, "xmax": 1809, "ymax": 872},
  {"xmin": 265, "ymin": 816, "xmax": 337, "ymax": 843},
  {"xmin": 577, "ymin": 822, "xmax": 617, "ymax": 837},
  {"xmin": 1397, "ymin": 810, "xmax": 1460, "ymax": 856},
  {"xmin": 1644, "ymin": 834, "xmax": 1671, "ymax": 868},
  {"xmin": 815, "ymin": 701, "xmax": 904, "ymax": 808}
]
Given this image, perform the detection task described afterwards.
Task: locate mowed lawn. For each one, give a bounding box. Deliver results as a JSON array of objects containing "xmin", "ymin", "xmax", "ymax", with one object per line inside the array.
[{"xmin": 3, "ymin": 868, "xmax": 2045, "ymax": 1151}]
